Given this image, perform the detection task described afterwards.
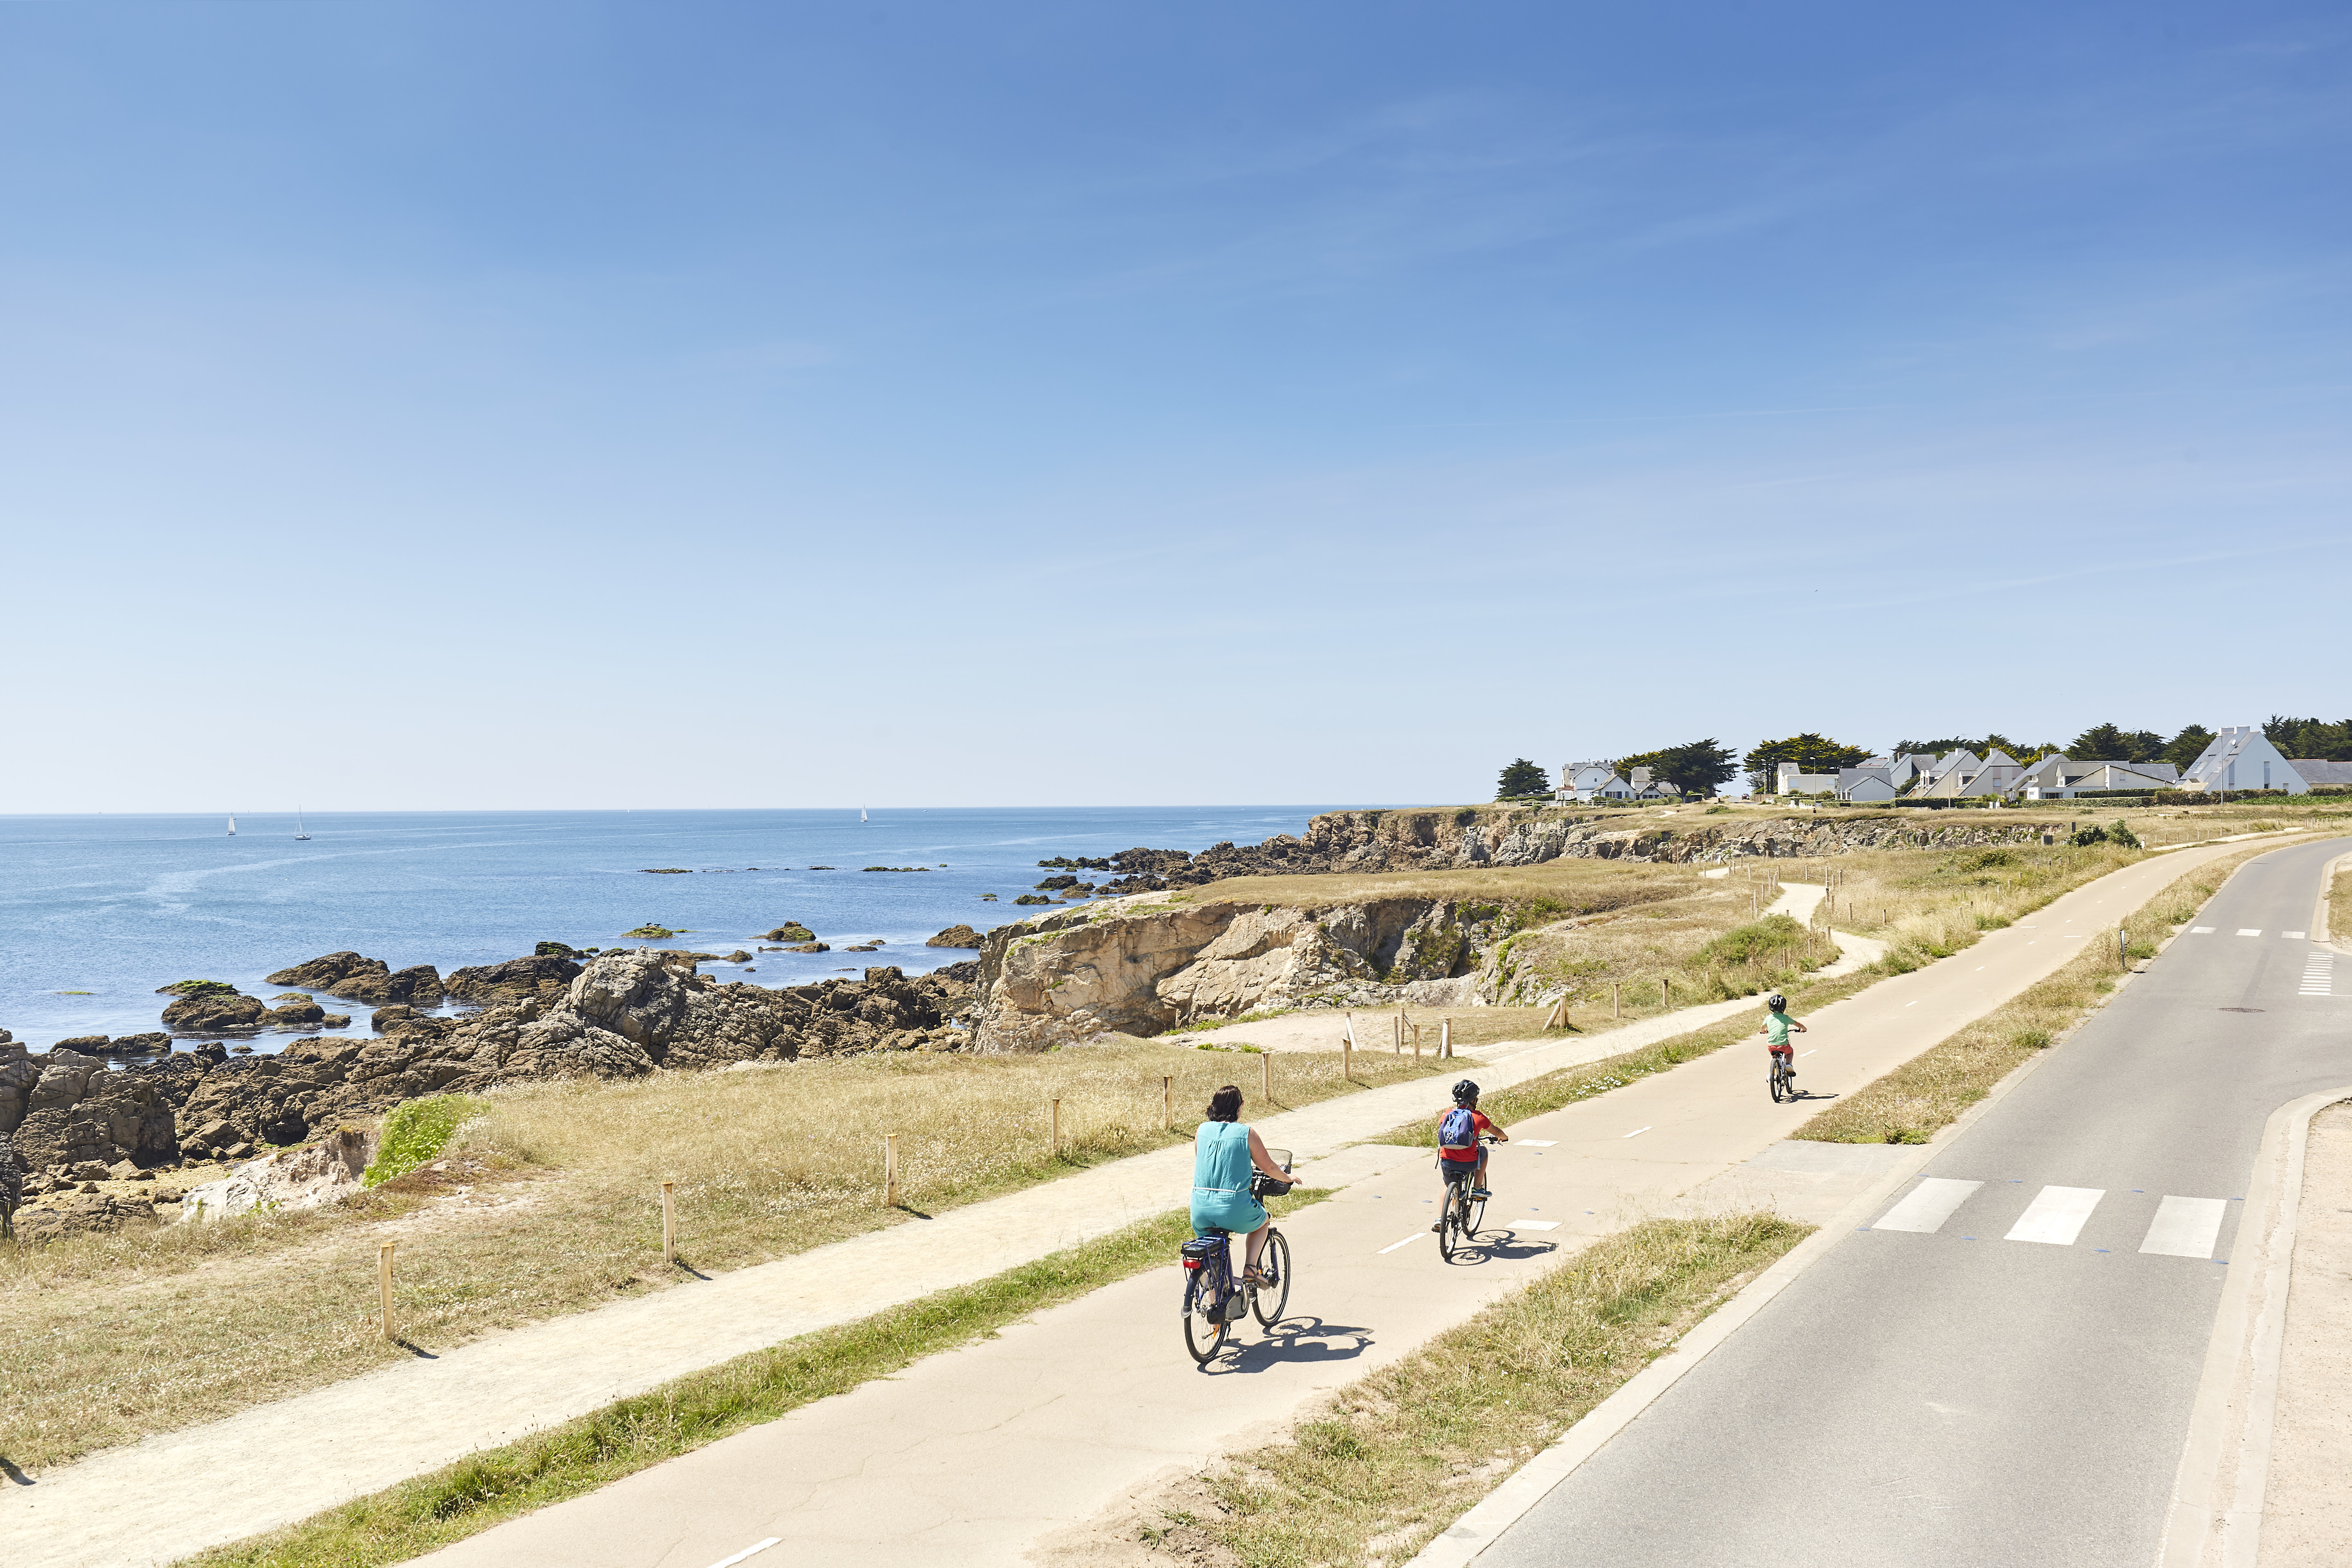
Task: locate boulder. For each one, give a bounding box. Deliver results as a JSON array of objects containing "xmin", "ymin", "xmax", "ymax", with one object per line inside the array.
[
  {"xmin": 926, "ymin": 925, "xmax": 984, "ymax": 949},
  {"xmin": 444, "ymin": 954, "xmax": 584, "ymax": 1005},
  {"xmin": 264, "ymin": 998, "xmax": 327, "ymax": 1028},
  {"xmin": 763, "ymin": 924, "xmax": 815, "ymax": 942},
  {"xmin": 534, "ymin": 941, "xmax": 583, "ymax": 958},
  {"xmin": 785, "ymin": 942, "xmax": 829, "ymax": 953},
  {"xmin": 565, "ymin": 950, "xmax": 694, "ymax": 1050},
  {"xmin": 263, "ymin": 952, "xmax": 443, "ymax": 1006},
  {"xmin": 161, "ymin": 990, "xmax": 268, "ymax": 1032},
  {"xmin": 178, "ymin": 1127, "xmax": 373, "ymax": 1224},
  {"xmin": 11, "ymin": 1188, "xmax": 155, "ymax": 1242}
]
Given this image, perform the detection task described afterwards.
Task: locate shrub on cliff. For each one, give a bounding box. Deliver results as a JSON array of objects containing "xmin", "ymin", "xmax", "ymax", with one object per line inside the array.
[{"xmin": 364, "ymin": 1096, "xmax": 484, "ymax": 1188}]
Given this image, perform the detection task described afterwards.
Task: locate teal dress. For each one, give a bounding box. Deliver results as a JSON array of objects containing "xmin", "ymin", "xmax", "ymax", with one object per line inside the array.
[{"xmin": 1191, "ymin": 1121, "xmax": 1267, "ymax": 1235}]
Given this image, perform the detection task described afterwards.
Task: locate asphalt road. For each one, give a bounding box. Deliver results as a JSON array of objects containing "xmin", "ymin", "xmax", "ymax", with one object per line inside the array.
[{"xmin": 1478, "ymin": 836, "xmax": 2352, "ymax": 1568}]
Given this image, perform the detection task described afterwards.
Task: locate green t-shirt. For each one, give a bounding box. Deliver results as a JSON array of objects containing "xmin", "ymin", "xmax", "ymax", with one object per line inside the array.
[{"xmin": 1764, "ymin": 1010, "xmax": 1794, "ymax": 1046}]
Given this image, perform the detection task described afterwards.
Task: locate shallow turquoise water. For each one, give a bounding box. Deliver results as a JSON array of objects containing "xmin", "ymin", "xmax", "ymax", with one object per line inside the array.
[{"xmin": 0, "ymin": 806, "xmax": 1329, "ymax": 1050}]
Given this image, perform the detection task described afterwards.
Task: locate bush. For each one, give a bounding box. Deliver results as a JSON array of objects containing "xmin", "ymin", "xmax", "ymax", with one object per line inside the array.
[{"xmin": 363, "ymin": 1096, "xmax": 484, "ymax": 1188}]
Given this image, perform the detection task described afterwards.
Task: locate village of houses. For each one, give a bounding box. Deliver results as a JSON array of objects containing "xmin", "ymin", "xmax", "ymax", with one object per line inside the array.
[{"xmin": 1560, "ymin": 723, "xmax": 2352, "ymax": 805}]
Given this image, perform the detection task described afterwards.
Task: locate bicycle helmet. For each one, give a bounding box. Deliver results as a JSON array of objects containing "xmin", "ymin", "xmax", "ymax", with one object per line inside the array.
[
  {"xmin": 1766, "ymin": 994, "xmax": 1787, "ymax": 1011},
  {"xmin": 1452, "ymin": 1079, "xmax": 1481, "ymax": 1105}
]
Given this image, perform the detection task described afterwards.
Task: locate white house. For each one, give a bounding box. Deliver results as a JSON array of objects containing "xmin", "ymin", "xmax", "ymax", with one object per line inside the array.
[
  {"xmin": 2012, "ymin": 754, "xmax": 2180, "ymax": 800},
  {"xmin": 1835, "ymin": 767, "xmax": 1899, "ymax": 802},
  {"xmin": 1774, "ymin": 763, "xmax": 1839, "ymax": 794},
  {"xmin": 2181, "ymin": 727, "xmax": 2309, "ymax": 794},
  {"xmin": 1560, "ymin": 761, "xmax": 1636, "ymax": 803},
  {"xmin": 1917, "ymin": 749, "xmax": 2024, "ymax": 800},
  {"xmin": 1627, "ymin": 767, "xmax": 1682, "ymax": 800}
]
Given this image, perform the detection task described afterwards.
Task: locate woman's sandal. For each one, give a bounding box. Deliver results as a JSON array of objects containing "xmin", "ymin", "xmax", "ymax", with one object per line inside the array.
[{"xmin": 1241, "ymin": 1265, "xmax": 1271, "ymax": 1287}]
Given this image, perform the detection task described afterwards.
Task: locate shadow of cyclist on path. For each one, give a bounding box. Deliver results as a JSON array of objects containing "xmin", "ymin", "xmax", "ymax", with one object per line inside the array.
[{"xmin": 1200, "ymin": 1316, "xmax": 1372, "ymax": 1375}]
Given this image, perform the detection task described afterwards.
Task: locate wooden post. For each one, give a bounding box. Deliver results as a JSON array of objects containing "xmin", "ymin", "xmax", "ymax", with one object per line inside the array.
[
  {"xmin": 662, "ymin": 1180, "xmax": 677, "ymax": 1261},
  {"xmin": 1440, "ymin": 1018, "xmax": 1452, "ymax": 1059},
  {"xmin": 1051, "ymin": 1098, "xmax": 1062, "ymax": 1156},
  {"xmin": 1661, "ymin": 976, "xmax": 1669, "ymax": 1006},
  {"xmin": 1613, "ymin": 983, "xmax": 1621, "ymax": 1019},
  {"xmin": 1162, "ymin": 1074, "xmax": 1172, "ymax": 1130},
  {"xmin": 883, "ymin": 1138, "xmax": 898, "ymax": 1208},
  {"xmin": 1261, "ymin": 1051, "xmax": 1272, "ymax": 1102},
  {"xmin": 377, "ymin": 1241, "xmax": 396, "ymax": 1342},
  {"xmin": 1344, "ymin": 1013, "xmax": 1355, "ymax": 1080}
]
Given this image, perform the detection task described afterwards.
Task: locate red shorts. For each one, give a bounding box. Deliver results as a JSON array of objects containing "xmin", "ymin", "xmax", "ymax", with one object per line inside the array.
[{"xmin": 1767, "ymin": 1042, "xmax": 1793, "ymax": 1057}]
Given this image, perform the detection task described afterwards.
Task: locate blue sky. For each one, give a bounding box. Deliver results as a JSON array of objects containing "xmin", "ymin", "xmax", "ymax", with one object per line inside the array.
[{"xmin": 3, "ymin": 2, "xmax": 2345, "ymax": 810}]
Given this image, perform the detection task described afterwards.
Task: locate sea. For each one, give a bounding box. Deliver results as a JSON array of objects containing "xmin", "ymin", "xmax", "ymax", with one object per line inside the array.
[{"xmin": 0, "ymin": 806, "xmax": 1334, "ymax": 1055}]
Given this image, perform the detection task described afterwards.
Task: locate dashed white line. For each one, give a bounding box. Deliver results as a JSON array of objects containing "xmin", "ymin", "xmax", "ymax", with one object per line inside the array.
[
  {"xmin": 1623, "ymin": 1126, "xmax": 1653, "ymax": 1138},
  {"xmin": 2191, "ymin": 927, "xmax": 2215, "ymax": 934},
  {"xmin": 1516, "ymin": 1139, "xmax": 1558, "ymax": 1146},
  {"xmin": 2007, "ymin": 1186, "xmax": 2105, "ymax": 1246},
  {"xmin": 1517, "ymin": 1220, "xmax": 1562, "ymax": 1231},
  {"xmin": 707, "ymin": 1541, "xmax": 782, "ymax": 1568},
  {"xmin": 2238, "ymin": 929, "xmax": 2263, "ymax": 937},
  {"xmin": 2141, "ymin": 1197, "xmax": 2228, "ymax": 1259},
  {"xmin": 1873, "ymin": 1178, "xmax": 1982, "ymax": 1233},
  {"xmin": 2285, "ymin": 931, "xmax": 2307, "ymax": 939},
  {"xmin": 1377, "ymin": 1233, "xmax": 1428, "ymax": 1255}
]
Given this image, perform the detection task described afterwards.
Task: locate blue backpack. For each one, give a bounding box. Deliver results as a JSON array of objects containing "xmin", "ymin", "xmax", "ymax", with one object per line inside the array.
[{"xmin": 1440, "ymin": 1107, "xmax": 1478, "ymax": 1149}]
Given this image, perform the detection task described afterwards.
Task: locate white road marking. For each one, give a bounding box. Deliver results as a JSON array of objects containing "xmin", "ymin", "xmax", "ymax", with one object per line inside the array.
[
  {"xmin": 1517, "ymin": 1220, "xmax": 1562, "ymax": 1231},
  {"xmin": 2238, "ymin": 929, "xmax": 2263, "ymax": 937},
  {"xmin": 2284, "ymin": 931, "xmax": 2307, "ymax": 939},
  {"xmin": 1515, "ymin": 1139, "xmax": 1558, "ymax": 1146},
  {"xmin": 707, "ymin": 1541, "xmax": 782, "ymax": 1568},
  {"xmin": 1873, "ymin": 1178, "xmax": 1983, "ymax": 1233},
  {"xmin": 1800, "ymin": 1049, "xmax": 1816, "ymax": 1057},
  {"xmin": 1623, "ymin": 1126, "xmax": 1652, "ymax": 1138},
  {"xmin": 2304, "ymin": 953, "xmax": 2335, "ymax": 996},
  {"xmin": 2192, "ymin": 927, "xmax": 2215, "ymax": 934},
  {"xmin": 2140, "ymin": 1196, "xmax": 2228, "ymax": 1259},
  {"xmin": 1377, "ymin": 1232, "xmax": 1428, "ymax": 1255},
  {"xmin": 2007, "ymin": 1185, "xmax": 2105, "ymax": 1245}
]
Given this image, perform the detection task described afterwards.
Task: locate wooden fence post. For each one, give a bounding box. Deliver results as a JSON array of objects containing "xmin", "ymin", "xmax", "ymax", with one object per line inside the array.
[
  {"xmin": 1261, "ymin": 1051, "xmax": 1272, "ymax": 1103},
  {"xmin": 1344, "ymin": 1012, "xmax": 1356, "ymax": 1080},
  {"xmin": 1440, "ymin": 1018, "xmax": 1452, "ymax": 1059},
  {"xmin": 1162, "ymin": 1074, "xmax": 1172, "ymax": 1130},
  {"xmin": 1051, "ymin": 1098, "xmax": 1062, "ymax": 1156},
  {"xmin": 662, "ymin": 1180, "xmax": 676, "ymax": 1261},
  {"xmin": 377, "ymin": 1240, "xmax": 396, "ymax": 1342},
  {"xmin": 883, "ymin": 1137, "xmax": 898, "ymax": 1208},
  {"xmin": 1613, "ymin": 983, "xmax": 1621, "ymax": 1019}
]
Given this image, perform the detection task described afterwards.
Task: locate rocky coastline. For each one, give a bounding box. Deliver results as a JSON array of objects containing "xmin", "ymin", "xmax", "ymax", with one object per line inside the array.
[{"xmin": 1, "ymin": 949, "xmax": 978, "ymax": 1241}]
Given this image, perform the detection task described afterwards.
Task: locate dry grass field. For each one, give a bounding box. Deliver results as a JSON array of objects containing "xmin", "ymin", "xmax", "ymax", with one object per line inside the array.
[{"xmin": 0, "ymin": 1042, "xmax": 1443, "ymax": 1471}]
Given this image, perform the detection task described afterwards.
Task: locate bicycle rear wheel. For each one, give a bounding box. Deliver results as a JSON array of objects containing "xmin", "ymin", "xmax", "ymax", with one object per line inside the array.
[
  {"xmin": 1184, "ymin": 1273, "xmax": 1229, "ymax": 1365},
  {"xmin": 1438, "ymin": 1188, "xmax": 1460, "ymax": 1262},
  {"xmin": 1251, "ymin": 1229, "xmax": 1292, "ymax": 1329}
]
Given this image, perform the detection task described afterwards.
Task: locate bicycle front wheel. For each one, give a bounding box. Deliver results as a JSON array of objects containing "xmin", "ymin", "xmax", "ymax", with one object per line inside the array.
[
  {"xmin": 1251, "ymin": 1229, "xmax": 1292, "ymax": 1329},
  {"xmin": 1769, "ymin": 1062, "xmax": 1787, "ymax": 1103},
  {"xmin": 1464, "ymin": 1190, "xmax": 1486, "ymax": 1239}
]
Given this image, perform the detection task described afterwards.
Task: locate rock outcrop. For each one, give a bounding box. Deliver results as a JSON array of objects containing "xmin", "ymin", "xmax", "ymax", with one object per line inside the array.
[
  {"xmin": 161, "ymin": 989, "xmax": 270, "ymax": 1032},
  {"xmin": 443, "ymin": 953, "xmax": 584, "ymax": 1005},
  {"xmin": 926, "ymin": 925, "xmax": 984, "ymax": 948},
  {"xmin": 973, "ymin": 898, "xmax": 1508, "ymax": 1052},
  {"xmin": 763, "ymin": 924, "xmax": 815, "ymax": 942},
  {"xmin": 1065, "ymin": 808, "xmax": 2071, "ymax": 892},
  {"xmin": 263, "ymin": 952, "xmax": 446, "ymax": 1006},
  {"xmin": 179, "ymin": 1127, "xmax": 373, "ymax": 1223}
]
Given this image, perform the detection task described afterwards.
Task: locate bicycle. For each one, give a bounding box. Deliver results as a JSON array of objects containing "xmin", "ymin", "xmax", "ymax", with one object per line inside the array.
[
  {"xmin": 1768, "ymin": 1050, "xmax": 1797, "ymax": 1103},
  {"xmin": 1436, "ymin": 1135, "xmax": 1497, "ymax": 1263},
  {"xmin": 1179, "ymin": 1148, "xmax": 1293, "ymax": 1365}
]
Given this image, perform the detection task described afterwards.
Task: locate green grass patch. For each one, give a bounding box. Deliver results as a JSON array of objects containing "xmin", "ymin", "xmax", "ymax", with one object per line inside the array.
[
  {"xmin": 362, "ymin": 1096, "xmax": 484, "ymax": 1188},
  {"xmin": 183, "ymin": 1190, "xmax": 1329, "ymax": 1568},
  {"xmin": 1164, "ymin": 1211, "xmax": 1810, "ymax": 1567}
]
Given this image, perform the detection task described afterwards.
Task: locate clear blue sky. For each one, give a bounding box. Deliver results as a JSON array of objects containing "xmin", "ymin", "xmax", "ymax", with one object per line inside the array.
[{"xmin": 4, "ymin": 2, "xmax": 2345, "ymax": 811}]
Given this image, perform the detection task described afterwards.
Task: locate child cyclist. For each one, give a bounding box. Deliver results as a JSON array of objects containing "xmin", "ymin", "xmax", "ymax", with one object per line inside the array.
[
  {"xmin": 1432, "ymin": 1079, "xmax": 1508, "ymax": 1229},
  {"xmin": 1757, "ymin": 992, "xmax": 1807, "ymax": 1082}
]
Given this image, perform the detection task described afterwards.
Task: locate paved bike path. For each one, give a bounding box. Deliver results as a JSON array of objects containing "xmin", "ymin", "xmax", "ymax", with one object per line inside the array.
[{"xmin": 401, "ymin": 847, "xmax": 2261, "ymax": 1568}]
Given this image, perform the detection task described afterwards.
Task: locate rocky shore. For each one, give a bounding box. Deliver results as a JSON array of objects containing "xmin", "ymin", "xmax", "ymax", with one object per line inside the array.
[
  {"xmin": 0, "ymin": 950, "xmax": 978, "ymax": 1241},
  {"xmin": 1042, "ymin": 807, "xmax": 2068, "ymax": 893}
]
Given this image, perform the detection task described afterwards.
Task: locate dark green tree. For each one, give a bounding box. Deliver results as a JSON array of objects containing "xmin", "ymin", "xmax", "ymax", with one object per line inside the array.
[
  {"xmin": 1743, "ymin": 733, "xmax": 1871, "ymax": 794},
  {"xmin": 2264, "ymin": 716, "xmax": 2352, "ymax": 760},
  {"xmin": 2162, "ymin": 724, "xmax": 2216, "ymax": 769},
  {"xmin": 2069, "ymin": 723, "xmax": 2165, "ymax": 763},
  {"xmin": 1614, "ymin": 739, "xmax": 1740, "ymax": 797},
  {"xmin": 1892, "ymin": 734, "xmax": 2061, "ymax": 762},
  {"xmin": 1496, "ymin": 758, "xmax": 1551, "ymax": 800}
]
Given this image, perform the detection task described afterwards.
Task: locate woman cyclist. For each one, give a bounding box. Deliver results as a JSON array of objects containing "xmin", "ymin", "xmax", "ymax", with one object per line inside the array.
[{"xmin": 1191, "ymin": 1084, "xmax": 1293, "ymax": 1285}]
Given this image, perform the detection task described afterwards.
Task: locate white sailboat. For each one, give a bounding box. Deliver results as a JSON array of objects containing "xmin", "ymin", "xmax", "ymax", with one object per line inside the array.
[
  {"xmin": 860, "ymin": 807, "xmax": 869, "ymax": 822},
  {"xmin": 294, "ymin": 806, "xmax": 310, "ymax": 841},
  {"xmin": 227, "ymin": 814, "xmax": 237, "ymax": 836}
]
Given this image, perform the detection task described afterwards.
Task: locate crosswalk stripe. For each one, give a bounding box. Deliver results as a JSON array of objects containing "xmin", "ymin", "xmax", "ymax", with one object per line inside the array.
[
  {"xmin": 2006, "ymin": 1185, "xmax": 2105, "ymax": 1245},
  {"xmin": 1873, "ymin": 1177, "xmax": 1982, "ymax": 1233},
  {"xmin": 2140, "ymin": 1196, "xmax": 2228, "ymax": 1258}
]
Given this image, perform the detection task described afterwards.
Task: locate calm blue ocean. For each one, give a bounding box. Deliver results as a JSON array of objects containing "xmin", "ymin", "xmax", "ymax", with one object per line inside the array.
[{"xmin": 0, "ymin": 806, "xmax": 1331, "ymax": 1052}]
